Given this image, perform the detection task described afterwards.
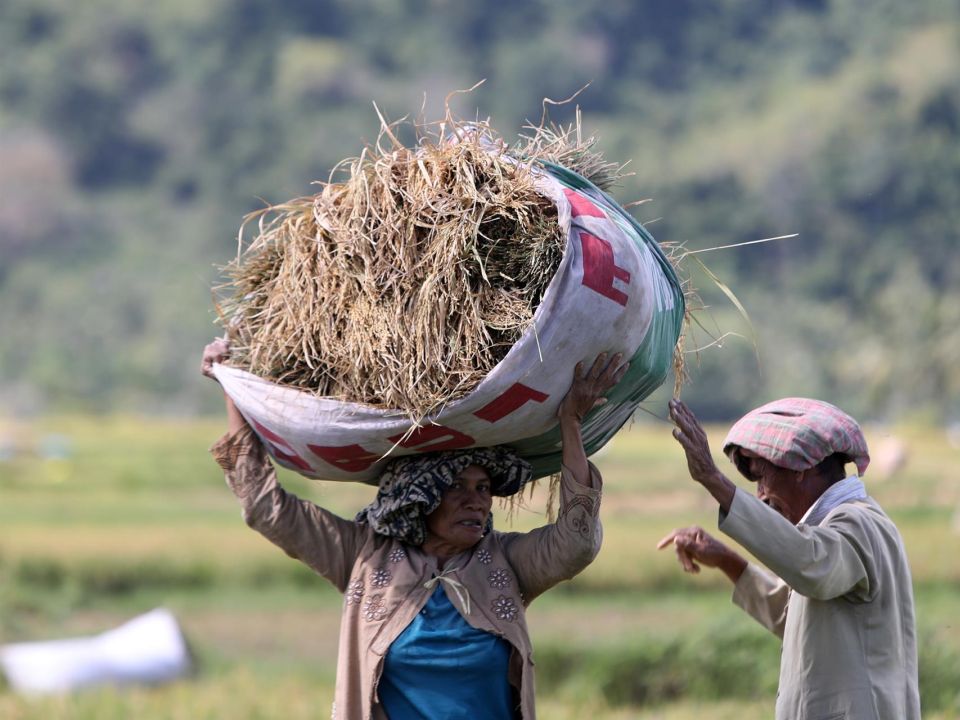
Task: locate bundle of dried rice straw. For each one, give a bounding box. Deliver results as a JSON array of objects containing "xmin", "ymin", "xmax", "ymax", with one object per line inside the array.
[{"xmin": 215, "ymin": 109, "xmax": 627, "ymax": 422}]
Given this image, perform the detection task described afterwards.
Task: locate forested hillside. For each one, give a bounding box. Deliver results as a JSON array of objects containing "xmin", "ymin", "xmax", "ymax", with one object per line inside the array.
[{"xmin": 1, "ymin": 0, "xmax": 957, "ymax": 421}]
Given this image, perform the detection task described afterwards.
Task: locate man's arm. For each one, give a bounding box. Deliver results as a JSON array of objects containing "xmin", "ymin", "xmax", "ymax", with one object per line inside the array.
[
  {"xmin": 668, "ymin": 399, "xmax": 737, "ymax": 512},
  {"xmin": 732, "ymin": 563, "xmax": 791, "ymax": 638},
  {"xmin": 657, "ymin": 525, "xmax": 789, "ymax": 638},
  {"xmin": 656, "ymin": 525, "xmax": 747, "ymax": 584},
  {"xmin": 721, "ymin": 490, "xmax": 873, "ymax": 602}
]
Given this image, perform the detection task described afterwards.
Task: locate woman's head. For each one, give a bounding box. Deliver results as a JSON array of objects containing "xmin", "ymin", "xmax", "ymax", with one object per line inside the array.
[
  {"xmin": 423, "ymin": 464, "xmax": 493, "ymax": 558},
  {"xmin": 355, "ymin": 447, "xmax": 532, "ymax": 548}
]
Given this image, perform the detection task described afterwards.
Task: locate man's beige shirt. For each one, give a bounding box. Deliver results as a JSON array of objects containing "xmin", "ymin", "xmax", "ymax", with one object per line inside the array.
[
  {"xmin": 212, "ymin": 424, "xmax": 604, "ymax": 719},
  {"xmin": 722, "ymin": 488, "xmax": 920, "ymax": 720}
]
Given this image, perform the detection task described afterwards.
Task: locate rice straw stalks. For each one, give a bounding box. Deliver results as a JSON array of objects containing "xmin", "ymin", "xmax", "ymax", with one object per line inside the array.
[{"xmin": 214, "ymin": 105, "xmax": 639, "ymax": 423}]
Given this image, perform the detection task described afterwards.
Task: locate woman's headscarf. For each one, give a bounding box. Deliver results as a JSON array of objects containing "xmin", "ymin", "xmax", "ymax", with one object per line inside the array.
[
  {"xmin": 355, "ymin": 446, "xmax": 533, "ymax": 546},
  {"xmin": 722, "ymin": 397, "xmax": 870, "ymax": 478}
]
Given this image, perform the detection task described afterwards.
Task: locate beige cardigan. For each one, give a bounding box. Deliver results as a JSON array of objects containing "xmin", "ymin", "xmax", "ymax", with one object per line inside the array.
[
  {"xmin": 211, "ymin": 425, "xmax": 603, "ymax": 720},
  {"xmin": 721, "ymin": 488, "xmax": 920, "ymax": 720}
]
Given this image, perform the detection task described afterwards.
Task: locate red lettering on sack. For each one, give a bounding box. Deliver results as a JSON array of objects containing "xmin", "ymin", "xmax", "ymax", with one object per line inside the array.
[
  {"xmin": 563, "ymin": 188, "xmax": 605, "ymax": 218},
  {"xmin": 388, "ymin": 425, "xmax": 475, "ymax": 452},
  {"xmin": 580, "ymin": 232, "xmax": 631, "ymax": 306},
  {"xmin": 251, "ymin": 420, "xmax": 314, "ymax": 472},
  {"xmin": 308, "ymin": 443, "xmax": 380, "ymax": 473},
  {"xmin": 474, "ymin": 383, "xmax": 550, "ymax": 423}
]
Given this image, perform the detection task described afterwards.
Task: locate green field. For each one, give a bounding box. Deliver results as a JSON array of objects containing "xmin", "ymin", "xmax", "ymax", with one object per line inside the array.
[{"xmin": 2, "ymin": 415, "xmax": 959, "ymax": 719}]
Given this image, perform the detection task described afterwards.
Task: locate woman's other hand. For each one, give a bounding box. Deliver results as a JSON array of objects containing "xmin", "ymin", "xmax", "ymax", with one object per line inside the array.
[
  {"xmin": 558, "ymin": 352, "xmax": 629, "ymax": 424},
  {"xmin": 557, "ymin": 352, "xmax": 629, "ymax": 487},
  {"xmin": 201, "ymin": 338, "xmax": 231, "ymax": 381},
  {"xmin": 202, "ymin": 338, "xmax": 247, "ymax": 435}
]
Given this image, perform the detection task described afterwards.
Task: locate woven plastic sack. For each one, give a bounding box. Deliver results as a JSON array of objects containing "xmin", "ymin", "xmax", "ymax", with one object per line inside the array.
[{"xmin": 213, "ymin": 162, "xmax": 684, "ymax": 482}]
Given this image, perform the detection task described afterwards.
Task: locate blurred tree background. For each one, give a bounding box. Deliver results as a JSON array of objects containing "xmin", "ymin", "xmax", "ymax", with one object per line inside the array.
[{"xmin": 1, "ymin": 0, "xmax": 958, "ymax": 422}]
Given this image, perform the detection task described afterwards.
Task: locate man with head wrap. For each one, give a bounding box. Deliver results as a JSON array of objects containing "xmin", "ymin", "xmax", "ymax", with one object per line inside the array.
[{"xmin": 659, "ymin": 398, "xmax": 920, "ymax": 720}]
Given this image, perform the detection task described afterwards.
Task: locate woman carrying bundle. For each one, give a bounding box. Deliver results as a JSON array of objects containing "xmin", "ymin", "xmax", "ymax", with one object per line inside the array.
[{"xmin": 201, "ymin": 338, "xmax": 627, "ymax": 720}]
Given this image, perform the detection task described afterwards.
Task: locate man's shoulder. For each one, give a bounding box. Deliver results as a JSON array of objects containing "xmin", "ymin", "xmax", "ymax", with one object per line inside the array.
[
  {"xmin": 823, "ymin": 497, "xmax": 901, "ymax": 539},
  {"xmin": 824, "ymin": 495, "xmax": 884, "ymax": 520}
]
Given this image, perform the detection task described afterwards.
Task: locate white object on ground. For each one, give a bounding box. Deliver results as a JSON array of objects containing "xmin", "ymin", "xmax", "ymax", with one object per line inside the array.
[{"xmin": 0, "ymin": 607, "xmax": 192, "ymax": 695}]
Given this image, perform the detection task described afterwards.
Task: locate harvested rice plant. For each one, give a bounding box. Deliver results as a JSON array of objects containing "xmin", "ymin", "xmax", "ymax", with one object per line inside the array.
[{"xmin": 215, "ymin": 113, "xmax": 627, "ymax": 420}]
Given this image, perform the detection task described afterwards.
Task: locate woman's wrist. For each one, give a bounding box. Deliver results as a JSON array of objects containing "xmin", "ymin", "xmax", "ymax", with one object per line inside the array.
[
  {"xmin": 559, "ymin": 413, "xmax": 585, "ymax": 446},
  {"xmin": 558, "ymin": 410, "xmax": 582, "ymax": 427},
  {"xmin": 225, "ymin": 394, "xmax": 247, "ymax": 435}
]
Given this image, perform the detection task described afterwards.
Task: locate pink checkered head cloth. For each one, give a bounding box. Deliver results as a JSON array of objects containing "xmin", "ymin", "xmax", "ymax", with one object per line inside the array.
[{"xmin": 722, "ymin": 397, "xmax": 870, "ymax": 477}]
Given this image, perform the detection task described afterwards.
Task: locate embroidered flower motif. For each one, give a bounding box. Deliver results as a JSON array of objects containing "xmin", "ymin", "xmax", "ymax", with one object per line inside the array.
[
  {"xmin": 389, "ymin": 547, "xmax": 407, "ymax": 563},
  {"xmin": 346, "ymin": 579, "xmax": 364, "ymax": 605},
  {"xmin": 488, "ymin": 568, "xmax": 511, "ymax": 590},
  {"xmin": 363, "ymin": 594, "xmax": 388, "ymax": 622},
  {"xmin": 492, "ymin": 594, "xmax": 518, "ymax": 622},
  {"xmin": 476, "ymin": 548, "xmax": 492, "ymax": 564},
  {"xmin": 371, "ymin": 568, "xmax": 392, "ymax": 588}
]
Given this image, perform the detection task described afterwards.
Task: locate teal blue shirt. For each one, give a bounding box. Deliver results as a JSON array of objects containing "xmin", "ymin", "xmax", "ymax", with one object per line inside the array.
[{"xmin": 378, "ymin": 586, "xmax": 516, "ymax": 719}]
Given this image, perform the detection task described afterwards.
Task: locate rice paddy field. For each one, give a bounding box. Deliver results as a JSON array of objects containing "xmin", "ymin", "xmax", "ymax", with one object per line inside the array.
[{"xmin": 1, "ymin": 413, "xmax": 959, "ymax": 719}]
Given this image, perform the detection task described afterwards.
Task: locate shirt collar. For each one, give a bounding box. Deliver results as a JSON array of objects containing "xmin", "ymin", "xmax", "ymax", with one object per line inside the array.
[{"xmin": 799, "ymin": 475, "xmax": 867, "ymax": 527}]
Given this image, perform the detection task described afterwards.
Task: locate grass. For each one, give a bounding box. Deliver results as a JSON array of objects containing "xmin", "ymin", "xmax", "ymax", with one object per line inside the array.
[{"xmin": 1, "ymin": 414, "xmax": 959, "ymax": 718}]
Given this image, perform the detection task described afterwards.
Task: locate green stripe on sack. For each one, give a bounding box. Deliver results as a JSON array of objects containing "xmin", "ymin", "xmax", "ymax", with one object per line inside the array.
[{"xmin": 512, "ymin": 164, "xmax": 685, "ymax": 478}]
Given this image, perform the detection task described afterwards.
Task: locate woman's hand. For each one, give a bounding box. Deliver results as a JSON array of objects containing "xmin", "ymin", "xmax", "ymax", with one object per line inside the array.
[
  {"xmin": 656, "ymin": 525, "xmax": 746, "ymax": 583},
  {"xmin": 558, "ymin": 352, "xmax": 629, "ymax": 424},
  {"xmin": 557, "ymin": 352, "xmax": 629, "ymax": 487},
  {"xmin": 202, "ymin": 338, "xmax": 247, "ymax": 435},
  {"xmin": 201, "ymin": 337, "xmax": 231, "ymax": 381}
]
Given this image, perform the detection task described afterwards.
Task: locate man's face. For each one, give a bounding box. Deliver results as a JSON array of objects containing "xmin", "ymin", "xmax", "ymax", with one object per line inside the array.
[{"xmin": 738, "ymin": 448, "xmax": 811, "ymax": 524}]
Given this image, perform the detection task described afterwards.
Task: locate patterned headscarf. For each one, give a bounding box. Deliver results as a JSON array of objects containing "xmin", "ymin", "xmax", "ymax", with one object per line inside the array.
[
  {"xmin": 723, "ymin": 397, "xmax": 870, "ymax": 478},
  {"xmin": 355, "ymin": 447, "xmax": 533, "ymax": 546}
]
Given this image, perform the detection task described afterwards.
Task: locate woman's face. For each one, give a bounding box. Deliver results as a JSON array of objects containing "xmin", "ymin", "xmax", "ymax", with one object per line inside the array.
[{"xmin": 425, "ymin": 465, "xmax": 493, "ymax": 554}]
